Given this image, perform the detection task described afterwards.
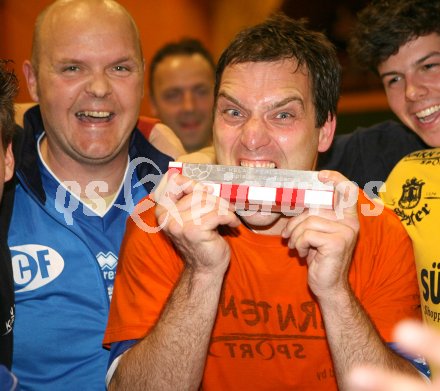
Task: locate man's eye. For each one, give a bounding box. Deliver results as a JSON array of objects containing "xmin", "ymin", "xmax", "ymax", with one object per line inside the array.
[
  {"xmin": 386, "ymin": 76, "xmax": 401, "ymax": 87},
  {"xmin": 63, "ymin": 66, "xmax": 80, "ymax": 72},
  {"xmin": 276, "ymin": 112, "xmax": 292, "ymax": 120},
  {"xmin": 163, "ymin": 91, "xmax": 181, "ymax": 102},
  {"xmin": 194, "ymin": 87, "xmax": 210, "ymax": 97},
  {"xmin": 423, "ymin": 63, "xmax": 439, "ymax": 71},
  {"xmin": 113, "ymin": 65, "xmax": 129, "ymax": 72},
  {"xmin": 225, "ymin": 109, "xmax": 241, "ymax": 117}
]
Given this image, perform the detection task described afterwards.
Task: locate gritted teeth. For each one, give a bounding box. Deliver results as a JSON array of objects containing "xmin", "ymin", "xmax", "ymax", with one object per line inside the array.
[
  {"xmin": 240, "ymin": 160, "xmax": 276, "ymax": 169},
  {"xmin": 416, "ymin": 105, "xmax": 440, "ymax": 120},
  {"xmin": 76, "ymin": 111, "xmax": 112, "ymax": 118}
]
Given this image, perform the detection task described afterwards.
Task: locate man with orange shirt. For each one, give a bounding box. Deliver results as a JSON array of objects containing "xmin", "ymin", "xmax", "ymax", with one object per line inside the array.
[{"xmin": 104, "ymin": 15, "xmax": 425, "ymax": 390}]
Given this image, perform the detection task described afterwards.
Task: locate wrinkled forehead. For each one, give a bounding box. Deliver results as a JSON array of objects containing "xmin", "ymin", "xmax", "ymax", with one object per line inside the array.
[{"xmin": 216, "ymin": 60, "xmax": 311, "ymax": 101}]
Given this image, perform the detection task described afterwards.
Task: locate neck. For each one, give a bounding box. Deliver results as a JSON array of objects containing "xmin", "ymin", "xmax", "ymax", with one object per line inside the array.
[{"xmin": 39, "ymin": 136, "xmax": 128, "ymax": 199}]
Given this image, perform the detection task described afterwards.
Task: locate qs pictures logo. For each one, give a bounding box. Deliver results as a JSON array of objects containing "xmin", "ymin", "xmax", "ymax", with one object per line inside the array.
[{"xmin": 11, "ymin": 245, "xmax": 64, "ymax": 292}]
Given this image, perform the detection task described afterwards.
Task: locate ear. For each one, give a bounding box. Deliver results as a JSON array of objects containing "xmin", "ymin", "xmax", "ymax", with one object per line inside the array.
[
  {"xmin": 22, "ymin": 60, "xmax": 39, "ymax": 102},
  {"xmin": 4, "ymin": 143, "xmax": 14, "ymax": 182},
  {"xmin": 317, "ymin": 113, "xmax": 336, "ymax": 153}
]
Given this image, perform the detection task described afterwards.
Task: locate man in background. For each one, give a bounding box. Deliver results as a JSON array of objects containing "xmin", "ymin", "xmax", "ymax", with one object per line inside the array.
[{"xmin": 149, "ymin": 38, "xmax": 215, "ymax": 152}]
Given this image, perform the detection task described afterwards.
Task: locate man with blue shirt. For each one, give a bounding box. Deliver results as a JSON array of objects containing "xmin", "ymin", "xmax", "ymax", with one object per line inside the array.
[{"xmin": 8, "ymin": 0, "xmax": 172, "ymax": 389}]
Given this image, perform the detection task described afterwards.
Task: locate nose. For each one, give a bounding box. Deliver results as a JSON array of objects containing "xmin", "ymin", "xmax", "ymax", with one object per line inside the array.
[
  {"xmin": 85, "ymin": 71, "xmax": 112, "ymax": 98},
  {"xmin": 182, "ymin": 91, "xmax": 195, "ymax": 112},
  {"xmin": 240, "ymin": 117, "xmax": 271, "ymax": 151},
  {"xmin": 405, "ymin": 75, "xmax": 428, "ymax": 101}
]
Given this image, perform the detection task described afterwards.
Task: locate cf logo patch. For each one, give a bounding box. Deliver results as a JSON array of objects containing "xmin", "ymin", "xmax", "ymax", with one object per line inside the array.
[{"xmin": 11, "ymin": 245, "xmax": 65, "ymax": 292}]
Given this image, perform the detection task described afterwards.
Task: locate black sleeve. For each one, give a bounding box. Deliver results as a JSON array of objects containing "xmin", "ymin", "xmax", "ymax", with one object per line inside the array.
[{"xmin": 318, "ymin": 120, "xmax": 428, "ymax": 194}]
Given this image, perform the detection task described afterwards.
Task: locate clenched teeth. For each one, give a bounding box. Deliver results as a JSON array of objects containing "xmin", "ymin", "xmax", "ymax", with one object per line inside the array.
[{"xmin": 240, "ymin": 160, "xmax": 276, "ymax": 168}]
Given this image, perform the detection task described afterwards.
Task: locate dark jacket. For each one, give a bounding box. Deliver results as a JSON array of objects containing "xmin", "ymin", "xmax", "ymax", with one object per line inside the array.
[{"xmin": 0, "ymin": 124, "xmax": 23, "ymax": 369}]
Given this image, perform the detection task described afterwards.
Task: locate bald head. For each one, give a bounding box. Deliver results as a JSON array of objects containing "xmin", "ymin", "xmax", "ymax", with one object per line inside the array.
[
  {"xmin": 22, "ymin": 0, "xmax": 146, "ymax": 169},
  {"xmin": 31, "ymin": 0, "xmax": 143, "ymax": 73}
]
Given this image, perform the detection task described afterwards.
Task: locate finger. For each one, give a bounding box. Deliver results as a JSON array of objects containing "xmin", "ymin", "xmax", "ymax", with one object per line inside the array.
[
  {"xmin": 319, "ymin": 170, "xmax": 359, "ymax": 218},
  {"xmin": 192, "ymin": 207, "xmax": 241, "ymax": 231},
  {"xmin": 156, "ymin": 190, "xmax": 205, "ymax": 229},
  {"xmin": 164, "ymin": 193, "xmax": 240, "ymax": 234},
  {"xmin": 154, "ymin": 173, "xmax": 211, "ymax": 205},
  {"xmin": 282, "ymin": 206, "xmax": 348, "ymax": 239},
  {"xmin": 166, "ymin": 204, "xmax": 240, "ymax": 242},
  {"xmin": 292, "ymin": 229, "xmax": 349, "ymax": 258},
  {"xmin": 394, "ymin": 320, "xmax": 440, "ymax": 365},
  {"xmin": 168, "ymin": 188, "xmax": 234, "ymax": 218},
  {"xmin": 347, "ymin": 366, "xmax": 429, "ymax": 391},
  {"xmin": 155, "ymin": 175, "xmax": 216, "ymax": 225},
  {"xmin": 284, "ymin": 214, "xmax": 355, "ymax": 247},
  {"xmin": 183, "ymin": 192, "xmax": 237, "ymax": 226},
  {"xmin": 281, "ymin": 209, "xmax": 310, "ymax": 239}
]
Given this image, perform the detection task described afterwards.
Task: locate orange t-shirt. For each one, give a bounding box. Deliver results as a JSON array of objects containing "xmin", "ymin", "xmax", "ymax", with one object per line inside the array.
[{"xmin": 104, "ymin": 191, "xmax": 420, "ymax": 390}]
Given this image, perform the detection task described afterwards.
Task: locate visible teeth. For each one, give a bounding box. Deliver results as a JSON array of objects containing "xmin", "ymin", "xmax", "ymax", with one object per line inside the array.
[
  {"xmin": 416, "ymin": 105, "xmax": 440, "ymax": 119},
  {"xmin": 76, "ymin": 111, "xmax": 111, "ymax": 118},
  {"xmin": 240, "ymin": 161, "xmax": 276, "ymax": 168}
]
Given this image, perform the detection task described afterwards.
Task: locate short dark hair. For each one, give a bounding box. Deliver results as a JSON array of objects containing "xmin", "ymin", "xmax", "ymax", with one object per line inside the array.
[
  {"xmin": 0, "ymin": 60, "xmax": 18, "ymax": 150},
  {"xmin": 349, "ymin": 0, "xmax": 440, "ymax": 73},
  {"xmin": 215, "ymin": 13, "xmax": 341, "ymax": 128},
  {"xmin": 149, "ymin": 38, "xmax": 215, "ymax": 98}
]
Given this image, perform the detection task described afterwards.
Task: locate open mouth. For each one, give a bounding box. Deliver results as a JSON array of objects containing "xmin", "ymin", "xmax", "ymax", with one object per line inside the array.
[
  {"xmin": 415, "ymin": 105, "xmax": 440, "ymax": 123},
  {"xmin": 75, "ymin": 111, "xmax": 114, "ymax": 122},
  {"xmin": 240, "ymin": 160, "xmax": 277, "ymax": 169}
]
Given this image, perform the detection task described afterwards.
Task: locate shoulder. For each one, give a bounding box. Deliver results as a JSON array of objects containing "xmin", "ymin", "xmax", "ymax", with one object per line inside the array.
[
  {"xmin": 398, "ymin": 148, "xmax": 440, "ymax": 163},
  {"xmin": 352, "ymin": 191, "xmax": 416, "ymax": 290},
  {"xmin": 386, "ymin": 148, "xmax": 440, "ymax": 184},
  {"xmin": 335, "ymin": 120, "xmax": 421, "ymax": 150},
  {"xmin": 130, "ymin": 128, "xmax": 173, "ymax": 188},
  {"xmin": 356, "ymin": 190, "xmax": 409, "ymax": 241},
  {"xmin": 123, "ymin": 200, "xmax": 172, "ymax": 254},
  {"xmin": 137, "ymin": 116, "xmax": 186, "ymax": 160},
  {"xmin": 382, "ymin": 147, "xmax": 440, "ymax": 204}
]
